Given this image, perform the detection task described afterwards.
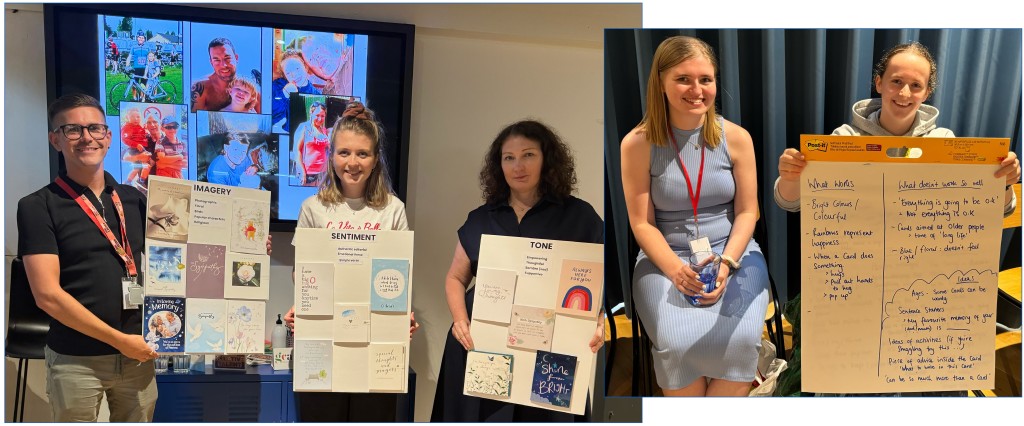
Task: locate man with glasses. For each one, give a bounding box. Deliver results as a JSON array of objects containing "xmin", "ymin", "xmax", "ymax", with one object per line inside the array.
[
  {"xmin": 154, "ymin": 116, "xmax": 186, "ymax": 179},
  {"xmin": 17, "ymin": 93, "xmax": 159, "ymax": 421},
  {"xmin": 191, "ymin": 37, "xmax": 261, "ymax": 113}
]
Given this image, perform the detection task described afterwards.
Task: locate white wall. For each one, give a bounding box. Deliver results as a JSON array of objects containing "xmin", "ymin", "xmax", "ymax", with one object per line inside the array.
[
  {"xmin": 4, "ymin": 4, "xmax": 56, "ymax": 422},
  {"xmin": 3, "ymin": 3, "xmax": 641, "ymax": 422}
]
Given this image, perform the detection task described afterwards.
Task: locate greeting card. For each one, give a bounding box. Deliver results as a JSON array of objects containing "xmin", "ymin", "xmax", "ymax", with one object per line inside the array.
[
  {"xmin": 184, "ymin": 298, "xmax": 226, "ymax": 353},
  {"xmin": 554, "ymin": 260, "xmax": 603, "ymax": 318},
  {"xmin": 146, "ymin": 242, "xmax": 187, "ymax": 296},
  {"xmin": 530, "ymin": 351, "xmax": 577, "ymax": 408},
  {"xmin": 186, "ymin": 243, "xmax": 226, "ymax": 298},
  {"xmin": 334, "ymin": 303, "xmax": 370, "ymax": 343},
  {"xmin": 369, "ymin": 259, "xmax": 410, "ymax": 312},
  {"xmin": 225, "ymin": 299, "xmax": 265, "ymax": 353},
  {"xmin": 230, "ymin": 199, "xmax": 270, "ymax": 254},
  {"xmin": 296, "ymin": 262, "xmax": 334, "ymax": 316},
  {"xmin": 507, "ymin": 305, "xmax": 555, "ymax": 351},
  {"xmin": 144, "ymin": 296, "xmax": 186, "ymax": 354},
  {"xmin": 294, "ymin": 340, "xmax": 332, "ymax": 391},
  {"xmin": 368, "ymin": 343, "xmax": 406, "ymax": 391},
  {"xmin": 464, "ymin": 351, "xmax": 514, "ymax": 398},
  {"xmin": 223, "ymin": 253, "xmax": 271, "ymax": 300},
  {"xmin": 473, "ymin": 268, "xmax": 518, "ymax": 323}
]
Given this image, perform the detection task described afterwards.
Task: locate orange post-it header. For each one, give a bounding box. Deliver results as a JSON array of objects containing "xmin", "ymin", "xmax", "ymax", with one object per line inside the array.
[{"xmin": 799, "ymin": 135, "xmax": 1009, "ymax": 164}]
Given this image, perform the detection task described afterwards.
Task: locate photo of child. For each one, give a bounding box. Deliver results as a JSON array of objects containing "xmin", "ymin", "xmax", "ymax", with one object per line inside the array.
[
  {"xmin": 119, "ymin": 102, "xmax": 189, "ymax": 192},
  {"xmin": 195, "ymin": 111, "xmax": 280, "ymax": 219},
  {"xmin": 273, "ymin": 29, "xmax": 356, "ymax": 97},
  {"xmin": 221, "ymin": 75, "xmax": 261, "ymax": 113},
  {"xmin": 271, "ymin": 49, "xmax": 321, "ymax": 133},
  {"xmin": 120, "ymin": 106, "xmax": 151, "ymax": 190},
  {"xmin": 190, "ymin": 23, "xmax": 263, "ymax": 113}
]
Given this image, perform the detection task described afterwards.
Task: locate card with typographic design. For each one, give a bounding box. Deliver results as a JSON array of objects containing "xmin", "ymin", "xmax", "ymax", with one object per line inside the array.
[
  {"xmin": 186, "ymin": 243, "xmax": 226, "ymax": 298},
  {"xmin": 554, "ymin": 260, "xmax": 603, "ymax": 318},
  {"xmin": 369, "ymin": 259, "xmax": 409, "ymax": 312},
  {"xmin": 296, "ymin": 262, "xmax": 334, "ymax": 316},
  {"xmin": 473, "ymin": 268, "xmax": 518, "ymax": 323},
  {"xmin": 369, "ymin": 343, "xmax": 406, "ymax": 392},
  {"xmin": 530, "ymin": 351, "xmax": 577, "ymax": 408}
]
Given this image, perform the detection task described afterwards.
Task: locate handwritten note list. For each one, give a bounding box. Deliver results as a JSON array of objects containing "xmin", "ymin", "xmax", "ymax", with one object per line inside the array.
[{"xmin": 800, "ymin": 136, "xmax": 1005, "ymax": 393}]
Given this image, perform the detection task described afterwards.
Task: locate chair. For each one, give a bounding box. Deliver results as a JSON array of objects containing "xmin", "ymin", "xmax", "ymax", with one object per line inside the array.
[
  {"xmin": 998, "ymin": 183, "xmax": 1022, "ymax": 307},
  {"xmin": 762, "ymin": 276, "xmax": 787, "ymax": 360},
  {"xmin": 971, "ymin": 330, "xmax": 1022, "ymax": 397},
  {"xmin": 4, "ymin": 257, "xmax": 51, "ymax": 422},
  {"xmin": 754, "ymin": 213, "xmax": 787, "ymax": 360},
  {"xmin": 972, "ymin": 183, "xmax": 1024, "ymax": 397}
]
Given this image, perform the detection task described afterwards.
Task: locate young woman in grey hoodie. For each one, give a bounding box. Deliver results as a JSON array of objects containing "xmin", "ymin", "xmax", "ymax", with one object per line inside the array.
[{"xmin": 774, "ymin": 41, "xmax": 1020, "ymax": 213}]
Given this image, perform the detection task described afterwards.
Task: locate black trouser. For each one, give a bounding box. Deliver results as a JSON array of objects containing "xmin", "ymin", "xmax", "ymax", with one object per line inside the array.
[{"xmin": 295, "ymin": 392, "xmax": 398, "ymax": 422}]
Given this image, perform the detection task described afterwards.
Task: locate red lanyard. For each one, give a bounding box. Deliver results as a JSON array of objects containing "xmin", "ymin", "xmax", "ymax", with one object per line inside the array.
[
  {"xmin": 55, "ymin": 176, "xmax": 138, "ymax": 277},
  {"xmin": 668, "ymin": 127, "xmax": 705, "ymax": 229}
]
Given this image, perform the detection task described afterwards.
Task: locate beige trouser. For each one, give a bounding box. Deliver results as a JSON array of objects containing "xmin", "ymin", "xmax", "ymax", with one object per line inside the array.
[{"xmin": 44, "ymin": 346, "xmax": 158, "ymax": 422}]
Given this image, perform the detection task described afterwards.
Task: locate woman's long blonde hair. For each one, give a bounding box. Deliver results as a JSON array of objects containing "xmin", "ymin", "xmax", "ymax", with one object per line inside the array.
[
  {"xmin": 316, "ymin": 102, "xmax": 394, "ymax": 208},
  {"xmin": 636, "ymin": 35, "xmax": 722, "ymax": 148}
]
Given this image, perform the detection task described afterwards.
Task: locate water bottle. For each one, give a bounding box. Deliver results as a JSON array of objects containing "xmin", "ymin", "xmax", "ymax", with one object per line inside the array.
[{"xmin": 271, "ymin": 314, "xmax": 287, "ymax": 349}]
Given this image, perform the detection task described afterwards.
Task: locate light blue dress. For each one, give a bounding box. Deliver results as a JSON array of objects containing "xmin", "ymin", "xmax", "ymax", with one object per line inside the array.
[{"xmin": 632, "ymin": 117, "xmax": 770, "ymax": 389}]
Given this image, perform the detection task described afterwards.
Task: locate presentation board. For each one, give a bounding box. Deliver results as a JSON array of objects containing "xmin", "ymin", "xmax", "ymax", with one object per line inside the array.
[
  {"xmin": 292, "ymin": 228, "xmax": 413, "ymax": 393},
  {"xmin": 799, "ymin": 135, "xmax": 1008, "ymax": 393},
  {"xmin": 467, "ymin": 235, "xmax": 603, "ymax": 414},
  {"xmin": 143, "ymin": 175, "xmax": 271, "ymax": 355}
]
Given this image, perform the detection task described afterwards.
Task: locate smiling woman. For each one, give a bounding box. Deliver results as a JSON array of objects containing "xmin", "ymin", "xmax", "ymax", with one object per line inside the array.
[
  {"xmin": 619, "ymin": 35, "xmax": 770, "ymax": 397},
  {"xmin": 774, "ymin": 41, "xmax": 1021, "ymax": 215},
  {"xmin": 432, "ymin": 120, "xmax": 605, "ymax": 422},
  {"xmin": 282, "ymin": 101, "xmax": 417, "ymax": 421}
]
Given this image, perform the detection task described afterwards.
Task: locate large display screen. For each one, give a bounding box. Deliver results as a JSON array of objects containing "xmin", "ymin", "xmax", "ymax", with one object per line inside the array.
[{"xmin": 45, "ymin": 4, "xmax": 414, "ymax": 227}]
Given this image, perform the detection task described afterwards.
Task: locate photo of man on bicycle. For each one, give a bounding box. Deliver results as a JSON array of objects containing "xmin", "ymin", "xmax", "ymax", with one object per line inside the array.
[{"xmin": 102, "ymin": 16, "xmax": 184, "ymax": 113}]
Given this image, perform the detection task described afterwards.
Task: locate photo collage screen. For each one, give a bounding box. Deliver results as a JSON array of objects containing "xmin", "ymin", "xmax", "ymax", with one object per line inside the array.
[{"xmin": 97, "ymin": 16, "xmax": 369, "ymax": 221}]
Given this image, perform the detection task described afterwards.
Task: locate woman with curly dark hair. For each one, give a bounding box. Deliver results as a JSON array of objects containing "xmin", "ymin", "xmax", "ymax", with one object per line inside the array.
[{"xmin": 430, "ymin": 120, "xmax": 604, "ymax": 422}]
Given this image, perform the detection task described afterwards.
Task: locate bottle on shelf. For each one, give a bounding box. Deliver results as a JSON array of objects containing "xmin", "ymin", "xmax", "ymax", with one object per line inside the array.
[{"xmin": 271, "ymin": 314, "xmax": 287, "ymax": 349}]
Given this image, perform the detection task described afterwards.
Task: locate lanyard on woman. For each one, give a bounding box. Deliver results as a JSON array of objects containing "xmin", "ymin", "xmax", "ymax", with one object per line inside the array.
[
  {"xmin": 668, "ymin": 127, "xmax": 705, "ymax": 237},
  {"xmin": 54, "ymin": 176, "xmax": 138, "ymax": 277}
]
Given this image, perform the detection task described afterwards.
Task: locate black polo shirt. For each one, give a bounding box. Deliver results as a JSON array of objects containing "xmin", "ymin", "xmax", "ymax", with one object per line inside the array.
[
  {"xmin": 457, "ymin": 194, "xmax": 604, "ymax": 277},
  {"xmin": 17, "ymin": 172, "xmax": 146, "ymax": 356}
]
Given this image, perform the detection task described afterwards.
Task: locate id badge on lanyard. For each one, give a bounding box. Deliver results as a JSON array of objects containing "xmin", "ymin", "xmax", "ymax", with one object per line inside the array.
[{"xmin": 123, "ymin": 276, "xmax": 144, "ymax": 309}]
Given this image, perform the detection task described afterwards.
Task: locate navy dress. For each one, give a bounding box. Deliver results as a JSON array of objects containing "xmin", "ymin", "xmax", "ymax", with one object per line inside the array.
[{"xmin": 431, "ymin": 195, "xmax": 603, "ymax": 422}]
